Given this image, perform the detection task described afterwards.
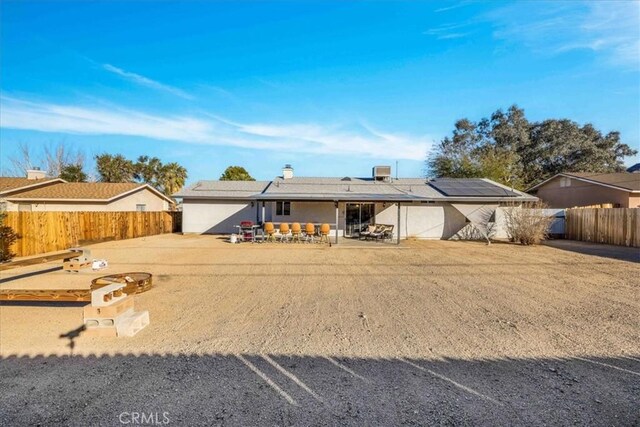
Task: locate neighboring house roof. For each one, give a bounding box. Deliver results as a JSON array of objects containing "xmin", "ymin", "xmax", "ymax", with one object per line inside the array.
[
  {"xmin": 0, "ymin": 177, "xmax": 65, "ymax": 196},
  {"xmin": 176, "ymin": 176, "xmax": 535, "ymax": 202},
  {"xmin": 527, "ymin": 172, "xmax": 640, "ymax": 193},
  {"xmin": 627, "ymin": 163, "xmax": 640, "ymax": 173},
  {"xmin": 6, "ymin": 182, "xmax": 175, "ymax": 203}
]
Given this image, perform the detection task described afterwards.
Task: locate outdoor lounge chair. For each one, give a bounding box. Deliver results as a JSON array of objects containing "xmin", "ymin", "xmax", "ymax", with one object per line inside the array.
[
  {"xmin": 381, "ymin": 224, "xmax": 394, "ymax": 241},
  {"xmin": 369, "ymin": 224, "xmax": 394, "ymax": 242},
  {"xmin": 359, "ymin": 224, "xmax": 376, "ymax": 240}
]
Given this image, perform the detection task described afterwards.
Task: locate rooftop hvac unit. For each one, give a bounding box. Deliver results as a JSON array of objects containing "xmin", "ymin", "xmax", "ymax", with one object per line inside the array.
[{"xmin": 372, "ymin": 166, "xmax": 392, "ymax": 182}]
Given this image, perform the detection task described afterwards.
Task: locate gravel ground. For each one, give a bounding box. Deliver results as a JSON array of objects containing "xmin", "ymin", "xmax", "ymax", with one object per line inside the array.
[{"xmin": 1, "ymin": 234, "xmax": 639, "ymax": 426}]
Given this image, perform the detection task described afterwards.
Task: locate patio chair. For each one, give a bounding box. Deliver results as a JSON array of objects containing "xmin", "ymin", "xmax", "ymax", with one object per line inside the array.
[
  {"xmin": 369, "ymin": 224, "xmax": 387, "ymax": 241},
  {"xmin": 359, "ymin": 224, "xmax": 376, "ymax": 240},
  {"xmin": 319, "ymin": 223, "xmax": 330, "ymax": 243},
  {"xmin": 304, "ymin": 223, "xmax": 316, "ymax": 243},
  {"xmin": 279, "ymin": 223, "xmax": 291, "ymax": 242},
  {"xmin": 382, "ymin": 224, "xmax": 394, "ymax": 242},
  {"xmin": 291, "ymin": 223, "xmax": 302, "ymax": 243},
  {"xmin": 264, "ymin": 222, "xmax": 276, "ymax": 242}
]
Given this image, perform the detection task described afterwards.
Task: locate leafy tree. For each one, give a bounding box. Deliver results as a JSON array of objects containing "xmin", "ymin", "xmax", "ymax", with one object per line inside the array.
[
  {"xmin": 95, "ymin": 154, "xmax": 135, "ymax": 183},
  {"xmin": 134, "ymin": 156, "xmax": 163, "ymax": 188},
  {"xmin": 220, "ymin": 166, "xmax": 255, "ymax": 181},
  {"xmin": 159, "ymin": 162, "xmax": 188, "ymax": 196},
  {"xmin": 427, "ymin": 105, "xmax": 637, "ymax": 189},
  {"xmin": 95, "ymin": 154, "xmax": 188, "ymax": 195},
  {"xmin": 59, "ymin": 163, "xmax": 88, "ymax": 182},
  {"xmin": 0, "ymin": 211, "xmax": 20, "ymax": 262}
]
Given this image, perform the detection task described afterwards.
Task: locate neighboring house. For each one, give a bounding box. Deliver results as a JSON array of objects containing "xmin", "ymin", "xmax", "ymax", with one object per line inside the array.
[
  {"xmin": 527, "ymin": 172, "xmax": 640, "ymax": 208},
  {"xmin": 0, "ymin": 169, "xmax": 64, "ymax": 211},
  {"xmin": 175, "ymin": 165, "xmax": 537, "ymax": 242},
  {"xmin": 1, "ymin": 170, "xmax": 174, "ymax": 212},
  {"xmin": 627, "ymin": 163, "xmax": 640, "ymax": 173}
]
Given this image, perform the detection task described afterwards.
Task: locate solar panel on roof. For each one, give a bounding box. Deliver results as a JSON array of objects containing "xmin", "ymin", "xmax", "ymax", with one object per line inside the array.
[{"xmin": 428, "ymin": 179, "xmax": 519, "ymax": 197}]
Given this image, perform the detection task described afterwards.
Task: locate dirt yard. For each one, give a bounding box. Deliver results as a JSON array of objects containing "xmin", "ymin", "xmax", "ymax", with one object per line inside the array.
[{"xmin": 1, "ymin": 234, "xmax": 639, "ymax": 426}]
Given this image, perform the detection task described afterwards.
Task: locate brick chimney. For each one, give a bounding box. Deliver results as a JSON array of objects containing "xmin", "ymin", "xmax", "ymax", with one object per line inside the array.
[{"xmin": 26, "ymin": 168, "xmax": 46, "ymax": 180}]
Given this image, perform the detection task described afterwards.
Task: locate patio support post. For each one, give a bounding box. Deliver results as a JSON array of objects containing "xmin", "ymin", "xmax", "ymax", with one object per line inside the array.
[
  {"xmin": 335, "ymin": 201, "xmax": 339, "ymax": 244},
  {"xmin": 261, "ymin": 202, "xmax": 266, "ymax": 223},
  {"xmin": 397, "ymin": 202, "xmax": 401, "ymax": 245}
]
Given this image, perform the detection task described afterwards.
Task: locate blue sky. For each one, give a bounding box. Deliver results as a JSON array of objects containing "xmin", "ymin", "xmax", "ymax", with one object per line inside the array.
[{"xmin": 1, "ymin": 0, "xmax": 639, "ymax": 182}]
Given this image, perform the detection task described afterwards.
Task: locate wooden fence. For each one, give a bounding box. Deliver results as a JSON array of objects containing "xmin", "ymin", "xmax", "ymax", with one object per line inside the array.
[
  {"xmin": 4, "ymin": 211, "xmax": 182, "ymax": 257},
  {"xmin": 565, "ymin": 208, "xmax": 639, "ymax": 248}
]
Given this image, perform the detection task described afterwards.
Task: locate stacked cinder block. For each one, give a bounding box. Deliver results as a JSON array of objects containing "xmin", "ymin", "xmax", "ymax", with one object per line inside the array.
[
  {"xmin": 64, "ymin": 248, "xmax": 92, "ymax": 272},
  {"xmin": 83, "ymin": 283, "xmax": 150, "ymax": 337}
]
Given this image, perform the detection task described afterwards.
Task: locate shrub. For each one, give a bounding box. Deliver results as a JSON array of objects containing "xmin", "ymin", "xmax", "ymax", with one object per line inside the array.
[
  {"xmin": 503, "ymin": 201, "xmax": 554, "ymax": 245},
  {"xmin": 0, "ymin": 211, "xmax": 20, "ymax": 262}
]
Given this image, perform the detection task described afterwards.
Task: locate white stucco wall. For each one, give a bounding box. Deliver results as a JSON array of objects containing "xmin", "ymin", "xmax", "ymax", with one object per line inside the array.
[
  {"xmin": 183, "ymin": 199, "xmax": 258, "ymax": 234},
  {"xmin": 4, "ymin": 188, "xmax": 169, "ymax": 212},
  {"xmin": 183, "ymin": 199, "xmax": 514, "ymax": 240}
]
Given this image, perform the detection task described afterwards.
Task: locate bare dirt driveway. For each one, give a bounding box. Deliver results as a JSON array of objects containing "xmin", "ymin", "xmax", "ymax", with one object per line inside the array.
[{"xmin": 1, "ymin": 234, "xmax": 639, "ymax": 426}]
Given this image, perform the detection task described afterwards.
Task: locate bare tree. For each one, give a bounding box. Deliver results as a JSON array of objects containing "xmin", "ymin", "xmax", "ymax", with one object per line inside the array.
[
  {"xmin": 5, "ymin": 141, "xmax": 85, "ymax": 177},
  {"xmin": 43, "ymin": 141, "xmax": 85, "ymax": 177},
  {"xmin": 7, "ymin": 142, "xmax": 37, "ymax": 176}
]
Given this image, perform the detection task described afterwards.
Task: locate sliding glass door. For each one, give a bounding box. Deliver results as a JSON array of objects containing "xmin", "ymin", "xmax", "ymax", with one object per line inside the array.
[{"xmin": 345, "ymin": 203, "xmax": 375, "ymax": 237}]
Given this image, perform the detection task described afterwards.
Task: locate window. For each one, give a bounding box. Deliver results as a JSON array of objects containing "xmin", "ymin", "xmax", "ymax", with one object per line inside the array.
[
  {"xmin": 560, "ymin": 177, "xmax": 572, "ymax": 187},
  {"xmin": 18, "ymin": 204, "xmax": 32, "ymax": 212},
  {"xmin": 136, "ymin": 204, "xmax": 147, "ymax": 212},
  {"xmin": 0, "ymin": 201, "xmax": 7, "ymax": 211},
  {"xmin": 276, "ymin": 201, "xmax": 291, "ymax": 216}
]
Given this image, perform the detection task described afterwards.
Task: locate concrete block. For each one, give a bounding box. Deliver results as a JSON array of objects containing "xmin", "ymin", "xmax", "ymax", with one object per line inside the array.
[
  {"xmin": 91, "ymin": 283, "xmax": 127, "ymax": 307},
  {"xmin": 116, "ymin": 311, "xmax": 150, "ymax": 337},
  {"xmin": 83, "ymin": 296, "xmax": 135, "ymax": 319},
  {"xmin": 84, "ymin": 308, "xmax": 135, "ymax": 328}
]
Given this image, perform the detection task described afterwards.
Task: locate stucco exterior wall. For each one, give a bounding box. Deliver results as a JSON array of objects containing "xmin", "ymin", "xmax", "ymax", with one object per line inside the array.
[
  {"xmin": 534, "ymin": 176, "xmax": 633, "ymax": 208},
  {"xmin": 4, "ymin": 188, "xmax": 169, "ymax": 212},
  {"xmin": 184, "ymin": 199, "xmax": 513, "ymax": 240},
  {"xmin": 183, "ymin": 199, "xmax": 258, "ymax": 234}
]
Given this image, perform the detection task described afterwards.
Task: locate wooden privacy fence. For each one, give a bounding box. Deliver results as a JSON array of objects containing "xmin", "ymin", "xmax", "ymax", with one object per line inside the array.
[
  {"xmin": 4, "ymin": 211, "xmax": 182, "ymax": 257},
  {"xmin": 565, "ymin": 208, "xmax": 639, "ymax": 247}
]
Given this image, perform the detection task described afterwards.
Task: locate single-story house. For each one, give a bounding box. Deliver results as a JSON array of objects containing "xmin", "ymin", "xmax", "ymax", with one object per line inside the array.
[
  {"xmin": 175, "ymin": 165, "xmax": 537, "ymax": 243},
  {"xmin": 1, "ymin": 170, "xmax": 174, "ymax": 212},
  {"xmin": 527, "ymin": 172, "xmax": 640, "ymax": 208}
]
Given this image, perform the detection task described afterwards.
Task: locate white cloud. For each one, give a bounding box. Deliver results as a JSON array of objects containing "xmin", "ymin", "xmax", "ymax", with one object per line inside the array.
[
  {"xmin": 102, "ymin": 64, "xmax": 195, "ymax": 100},
  {"xmin": 0, "ymin": 96, "xmax": 430, "ymax": 161},
  {"xmin": 488, "ymin": 1, "xmax": 640, "ymax": 69},
  {"xmin": 423, "ymin": 22, "xmax": 473, "ymax": 40}
]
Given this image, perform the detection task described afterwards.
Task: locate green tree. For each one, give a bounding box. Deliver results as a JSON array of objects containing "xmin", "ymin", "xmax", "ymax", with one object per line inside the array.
[
  {"xmin": 220, "ymin": 166, "xmax": 255, "ymax": 181},
  {"xmin": 159, "ymin": 162, "xmax": 188, "ymax": 196},
  {"xmin": 95, "ymin": 154, "xmax": 135, "ymax": 182},
  {"xmin": 59, "ymin": 163, "xmax": 87, "ymax": 182},
  {"xmin": 134, "ymin": 156, "xmax": 163, "ymax": 187},
  {"xmin": 427, "ymin": 105, "xmax": 637, "ymax": 189},
  {"xmin": 0, "ymin": 211, "xmax": 20, "ymax": 262}
]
